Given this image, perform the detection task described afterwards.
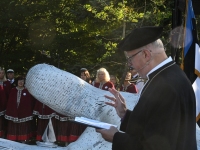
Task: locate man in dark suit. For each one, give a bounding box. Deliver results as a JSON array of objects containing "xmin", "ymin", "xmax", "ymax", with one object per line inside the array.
[{"xmin": 96, "ymin": 26, "xmax": 197, "ymax": 150}]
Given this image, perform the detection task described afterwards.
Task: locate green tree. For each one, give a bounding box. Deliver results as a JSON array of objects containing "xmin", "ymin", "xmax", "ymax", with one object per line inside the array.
[{"xmin": 0, "ymin": 0, "xmax": 173, "ymax": 78}]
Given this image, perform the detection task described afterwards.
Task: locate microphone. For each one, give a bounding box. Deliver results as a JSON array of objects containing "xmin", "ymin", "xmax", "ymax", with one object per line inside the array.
[{"xmin": 131, "ymin": 63, "xmax": 148, "ymax": 72}]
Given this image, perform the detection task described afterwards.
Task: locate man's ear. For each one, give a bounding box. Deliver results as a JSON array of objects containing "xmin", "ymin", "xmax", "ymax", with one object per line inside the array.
[{"xmin": 143, "ymin": 49, "xmax": 152, "ymax": 60}]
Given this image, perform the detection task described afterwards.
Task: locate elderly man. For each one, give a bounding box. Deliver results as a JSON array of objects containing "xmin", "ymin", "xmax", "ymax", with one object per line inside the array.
[{"xmin": 96, "ymin": 26, "xmax": 197, "ymax": 150}]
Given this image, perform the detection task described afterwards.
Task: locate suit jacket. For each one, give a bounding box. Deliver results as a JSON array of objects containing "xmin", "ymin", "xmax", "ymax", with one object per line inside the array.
[{"xmin": 113, "ymin": 61, "xmax": 197, "ymax": 150}]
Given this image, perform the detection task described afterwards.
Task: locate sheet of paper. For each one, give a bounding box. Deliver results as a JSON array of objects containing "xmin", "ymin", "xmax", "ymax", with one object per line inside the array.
[{"xmin": 74, "ymin": 117, "xmax": 117, "ymax": 129}]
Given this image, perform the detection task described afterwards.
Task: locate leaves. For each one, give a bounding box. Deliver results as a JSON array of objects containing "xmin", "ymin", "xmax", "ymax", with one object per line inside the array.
[{"xmin": 0, "ymin": 0, "xmax": 173, "ymax": 78}]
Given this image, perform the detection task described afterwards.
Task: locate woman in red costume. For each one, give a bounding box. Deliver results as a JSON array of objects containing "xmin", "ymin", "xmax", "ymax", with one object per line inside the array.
[
  {"xmin": 5, "ymin": 76, "xmax": 35, "ymax": 142},
  {"xmin": 33, "ymin": 100, "xmax": 57, "ymax": 142},
  {"xmin": 55, "ymin": 68, "xmax": 91, "ymax": 146},
  {"xmin": 110, "ymin": 75, "xmax": 119, "ymax": 90},
  {"xmin": 94, "ymin": 68, "xmax": 114, "ymax": 91},
  {"xmin": 0, "ymin": 68, "xmax": 11, "ymax": 138},
  {"xmin": 120, "ymin": 71, "xmax": 138, "ymax": 93}
]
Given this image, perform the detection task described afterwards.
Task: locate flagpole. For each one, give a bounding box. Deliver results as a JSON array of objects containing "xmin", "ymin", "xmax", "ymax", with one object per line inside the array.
[
  {"xmin": 171, "ymin": 0, "xmax": 183, "ymax": 64},
  {"xmin": 180, "ymin": 0, "xmax": 188, "ymax": 70}
]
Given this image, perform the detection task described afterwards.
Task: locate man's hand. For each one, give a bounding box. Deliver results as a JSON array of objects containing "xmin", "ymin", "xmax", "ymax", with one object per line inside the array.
[
  {"xmin": 96, "ymin": 126, "xmax": 118, "ymax": 142},
  {"xmin": 105, "ymin": 88, "xmax": 127, "ymax": 118}
]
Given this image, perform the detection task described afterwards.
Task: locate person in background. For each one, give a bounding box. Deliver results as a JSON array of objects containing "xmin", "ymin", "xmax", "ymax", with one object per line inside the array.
[
  {"xmin": 80, "ymin": 68, "xmax": 92, "ymax": 84},
  {"xmin": 91, "ymin": 76, "xmax": 96, "ymax": 86},
  {"xmin": 110, "ymin": 75, "xmax": 119, "ymax": 90},
  {"xmin": 93, "ymin": 68, "xmax": 114, "ymax": 91},
  {"xmin": 96, "ymin": 26, "xmax": 197, "ymax": 150},
  {"xmin": 6, "ymin": 69, "xmax": 16, "ymax": 88},
  {"xmin": 34, "ymin": 89, "xmax": 85, "ymax": 146},
  {"xmin": 33, "ymin": 100, "xmax": 57, "ymax": 142},
  {"xmin": 0, "ymin": 68, "xmax": 11, "ymax": 138},
  {"xmin": 54, "ymin": 113, "xmax": 71, "ymax": 146},
  {"xmin": 119, "ymin": 71, "xmax": 138, "ymax": 93},
  {"xmin": 0, "ymin": 68, "xmax": 11, "ymax": 99},
  {"xmin": 56, "ymin": 68, "xmax": 91, "ymax": 145},
  {"xmin": 5, "ymin": 76, "xmax": 35, "ymax": 143}
]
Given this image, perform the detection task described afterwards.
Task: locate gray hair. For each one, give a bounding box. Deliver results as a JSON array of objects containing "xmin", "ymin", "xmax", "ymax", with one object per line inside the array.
[
  {"xmin": 140, "ymin": 39, "xmax": 164, "ymax": 53},
  {"xmin": 151, "ymin": 39, "xmax": 164, "ymax": 49}
]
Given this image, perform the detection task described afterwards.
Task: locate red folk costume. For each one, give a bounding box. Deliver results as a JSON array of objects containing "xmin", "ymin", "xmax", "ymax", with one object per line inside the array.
[
  {"xmin": 5, "ymin": 87, "xmax": 35, "ymax": 141},
  {"xmin": 33, "ymin": 100, "xmax": 57, "ymax": 141},
  {"xmin": 94, "ymin": 81, "xmax": 114, "ymax": 91},
  {"xmin": 2, "ymin": 81, "xmax": 11, "ymax": 100},
  {"xmin": 0, "ymin": 81, "xmax": 11, "ymax": 111},
  {"xmin": 55, "ymin": 113, "xmax": 85, "ymax": 143},
  {"xmin": 120, "ymin": 83, "xmax": 138, "ymax": 93},
  {"xmin": 0, "ymin": 85, "xmax": 6, "ymax": 138},
  {"xmin": 0, "ymin": 81, "xmax": 11, "ymax": 137},
  {"xmin": 53, "ymin": 70, "xmax": 89, "ymax": 144}
]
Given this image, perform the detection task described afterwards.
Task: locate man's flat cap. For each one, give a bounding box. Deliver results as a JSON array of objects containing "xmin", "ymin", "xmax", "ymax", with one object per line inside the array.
[
  {"xmin": 118, "ymin": 26, "xmax": 163, "ymax": 51},
  {"xmin": 7, "ymin": 69, "xmax": 14, "ymax": 73}
]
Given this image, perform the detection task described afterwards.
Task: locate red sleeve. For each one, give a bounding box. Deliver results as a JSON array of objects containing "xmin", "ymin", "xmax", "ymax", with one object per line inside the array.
[
  {"xmin": 127, "ymin": 84, "xmax": 138, "ymax": 93},
  {"xmin": 6, "ymin": 88, "xmax": 18, "ymax": 118},
  {"xmin": 3, "ymin": 81, "xmax": 12, "ymax": 99},
  {"xmin": 0, "ymin": 86, "xmax": 7, "ymax": 111}
]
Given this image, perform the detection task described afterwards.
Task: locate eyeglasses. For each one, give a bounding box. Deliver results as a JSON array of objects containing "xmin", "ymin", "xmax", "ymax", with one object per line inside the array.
[{"xmin": 126, "ymin": 50, "xmax": 143, "ymax": 63}]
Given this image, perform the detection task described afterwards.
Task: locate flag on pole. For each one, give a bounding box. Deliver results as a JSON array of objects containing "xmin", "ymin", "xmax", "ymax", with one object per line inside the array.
[
  {"xmin": 181, "ymin": 0, "xmax": 200, "ymax": 119},
  {"xmin": 181, "ymin": 0, "xmax": 197, "ymax": 84}
]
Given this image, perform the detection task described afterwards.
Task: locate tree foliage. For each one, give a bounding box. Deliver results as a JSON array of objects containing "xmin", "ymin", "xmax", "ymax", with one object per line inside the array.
[{"xmin": 0, "ymin": 0, "xmax": 174, "ymax": 78}]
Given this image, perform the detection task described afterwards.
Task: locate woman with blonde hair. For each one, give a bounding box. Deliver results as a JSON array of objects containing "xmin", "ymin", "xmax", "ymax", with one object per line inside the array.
[{"xmin": 93, "ymin": 68, "xmax": 114, "ymax": 91}]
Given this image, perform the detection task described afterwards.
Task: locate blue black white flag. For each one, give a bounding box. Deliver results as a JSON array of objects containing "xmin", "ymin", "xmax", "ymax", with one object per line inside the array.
[{"xmin": 182, "ymin": 0, "xmax": 200, "ymax": 118}]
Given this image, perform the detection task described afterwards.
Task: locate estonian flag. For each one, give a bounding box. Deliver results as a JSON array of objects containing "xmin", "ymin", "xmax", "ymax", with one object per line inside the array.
[
  {"xmin": 181, "ymin": 0, "xmax": 200, "ymax": 119},
  {"xmin": 181, "ymin": 0, "xmax": 197, "ymax": 84}
]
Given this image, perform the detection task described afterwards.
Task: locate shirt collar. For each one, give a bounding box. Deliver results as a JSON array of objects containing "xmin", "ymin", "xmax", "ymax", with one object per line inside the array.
[
  {"xmin": 147, "ymin": 56, "xmax": 173, "ymax": 77},
  {"xmin": 8, "ymin": 79, "xmax": 14, "ymax": 83}
]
